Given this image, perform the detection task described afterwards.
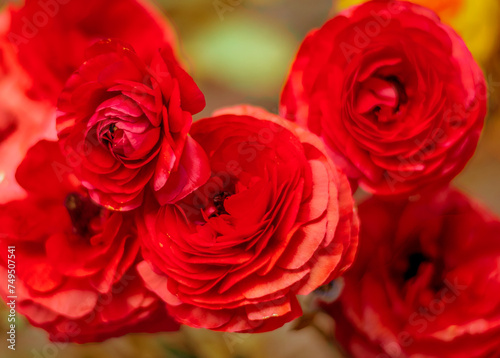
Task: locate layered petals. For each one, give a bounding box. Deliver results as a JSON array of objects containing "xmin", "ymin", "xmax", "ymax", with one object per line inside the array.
[
  {"xmin": 138, "ymin": 105, "xmax": 359, "ymax": 332},
  {"xmin": 324, "ymin": 188, "xmax": 500, "ymax": 358},
  {"xmin": 57, "ymin": 40, "xmax": 209, "ymax": 210},
  {"xmin": 280, "ymin": 0, "xmax": 487, "ymax": 196},
  {"xmin": 0, "ymin": 141, "xmax": 179, "ymax": 342}
]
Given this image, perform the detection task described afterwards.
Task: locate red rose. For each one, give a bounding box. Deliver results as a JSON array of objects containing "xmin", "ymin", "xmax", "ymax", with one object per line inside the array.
[
  {"xmin": 7, "ymin": 0, "xmax": 178, "ymax": 104},
  {"xmin": 280, "ymin": 0, "xmax": 487, "ymax": 196},
  {"xmin": 138, "ymin": 105, "xmax": 359, "ymax": 332},
  {"xmin": 57, "ymin": 39, "xmax": 209, "ymax": 211},
  {"xmin": 0, "ymin": 141, "xmax": 179, "ymax": 343},
  {"xmin": 0, "ymin": 0, "xmax": 180, "ymax": 203},
  {"xmin": 324, "ymin": 189, "xmax": 500, "ymax": 358}
]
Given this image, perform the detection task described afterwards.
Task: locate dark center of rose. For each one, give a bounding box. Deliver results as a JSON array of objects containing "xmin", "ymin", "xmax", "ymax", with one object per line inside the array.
[
  {"xmin": 100, "ymin": 124, "xmax": 119, "ymax": 147},
  {"xmin": 356, "ymin": 75, "xmax": 407, "ymax": 123},
  {"xmin": 399, "ymin": 248, "xmax": 448, "ymax": 294},
  {"xmin": 403, "ymin": 252, "xmax": 429, "ymax": 281},
  {"xmin": 107, "ymin": 124, "xmax": 118, "ymax": 140},
  {"xmin": 209, "ymin": 192, "xmax": 232, "ymax": 218},
  {"xmin": 64, "ymin": 193, "xmax": 104, "ymax": 239}
]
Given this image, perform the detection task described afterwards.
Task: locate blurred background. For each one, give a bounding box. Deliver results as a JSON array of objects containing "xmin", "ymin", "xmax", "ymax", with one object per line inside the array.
[{"xmin": 1, "ymin": 0, "xmax": 499, "ymax": 357}]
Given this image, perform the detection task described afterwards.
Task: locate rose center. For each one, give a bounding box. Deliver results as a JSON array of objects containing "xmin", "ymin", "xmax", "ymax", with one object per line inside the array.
[
  {"xmin": 97, "ymin": 123, "xmax": 120, "ymax": 152},
  {"xmin": 356, "ymin": 76, "xmax": 407, "ymax": 123},
  {"xmin": 64, "ymin": 193, "xmax": 105, "ymax": 239},
  {"xmin": 103, "ymin": 123, "xmax": 118, "ymax": 142},
  {"xmin": 209, "ymin": 192, "xmax": 232, "ymax": 218},
  {"xmin": 109, "ymin": 124, "xmax": 117, "ymax": 136},
  {"xmin": 403, "ymin": 252, "xmax": 429, "ymax": 281}
]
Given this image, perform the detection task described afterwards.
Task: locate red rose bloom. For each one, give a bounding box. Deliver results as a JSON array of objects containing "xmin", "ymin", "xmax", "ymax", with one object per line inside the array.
[
  {"xmin": 57, "ymin": 39, "xmax": 209, "ymax": 211},
  {"xmin": 7, "ymin": 0, "xmax": 178, "ymax": 104},
  {"xmin": 0, "ymin": 141, "xmax": 179, "ymax": 343},
  {"xmin": 280, "ymin": 0, "xmax": 487, "ymax": 196},
  {"xmin": 1, "ymin": 0, "xmax": 180, "ymax": 203},
  {"xmin": 138, "ymin": 105, "xmax": 359, "ymax": 332},
  {"xmin": 325, "ymin": 189, "xmax": 500, "ymax": 358}
]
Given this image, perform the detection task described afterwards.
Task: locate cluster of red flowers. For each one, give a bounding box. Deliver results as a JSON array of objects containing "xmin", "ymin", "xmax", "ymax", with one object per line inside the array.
[{"xmin": 0, "ymin": 0, "xmax": 497, "ymax": 356}]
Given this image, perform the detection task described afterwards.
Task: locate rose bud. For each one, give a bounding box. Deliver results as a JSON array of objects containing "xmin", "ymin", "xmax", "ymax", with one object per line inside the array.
[
  {"xmin": 137, "ymin": 105, "xmax": 359, "ymax": 332},
  {"xmin": 57, "ymin": 39, "xmax": 209, "ymax": 211},
  {"xmin": 280, "ymin": 0, "xmax": 487, "ymax": 196},
  {"xmin": 324, "ymin": 188, "xmax": 500, "ymax": 357},
  {"xmin": 0, "ymin": 140, "xmax": 179, "ymax": 343}
]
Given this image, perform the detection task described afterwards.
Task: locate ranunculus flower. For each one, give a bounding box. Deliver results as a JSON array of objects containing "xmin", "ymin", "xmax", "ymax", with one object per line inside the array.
[
  {"xmin": 281, "ymin": 0, "xmax": 487, "ymax": 196},
  {"xmin": 0, "ymin": 0, "xmax": 180, "ymax": 203},
  {"xmin": 56, "ymin": 39, "xmax": 209, "ymax": 211},
  {"xmin": 137, "ymin": 105, "xmax": 359, "ymax": 332},
  {"xmin": 0, "ymin": 140, "xmax": 179, "ymax": 343},
  {"xmin": 324, "ymin": 188, "xmax": 500, "ymax": 358}
]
